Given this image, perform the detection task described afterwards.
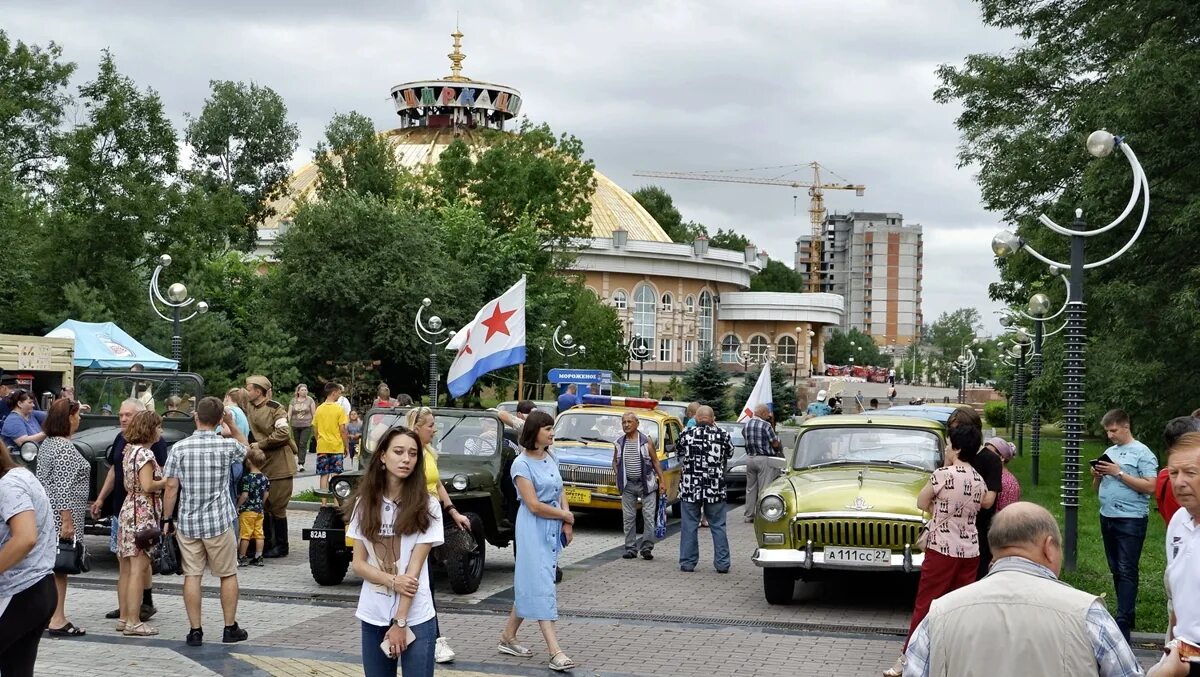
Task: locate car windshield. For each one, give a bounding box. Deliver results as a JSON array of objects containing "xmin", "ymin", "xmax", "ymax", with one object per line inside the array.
[
  {"xmin": 656, "ymin": 404, "xmax": 688, "ymax": 421},
  {"xmin": 75, "ymin": 373, "xmax": 204, "ymax": 417},
  {"xmin": 363, "ymin": 413, "xmax": 502, "ymax": 457},
  {"xmin": 715, "ymin": 423, "xmax": 746, "ymax": 448},
  {"xmin": 793, "ymin": 427, "xmax": 941, "ymax": 471},
  {"xmin": 553, "ymin": 412, "xmax": 659, "ymax": 446}
]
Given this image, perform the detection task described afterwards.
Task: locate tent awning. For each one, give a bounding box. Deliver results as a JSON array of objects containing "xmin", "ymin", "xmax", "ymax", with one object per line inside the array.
[{"xmin": 46, "ymin": 320, "xmax": 178, "ymax": 370}]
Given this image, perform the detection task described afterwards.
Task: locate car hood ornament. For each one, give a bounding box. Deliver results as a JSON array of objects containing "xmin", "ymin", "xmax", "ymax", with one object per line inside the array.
[{"xmin": 846, "ymin": 495, "xmax": 873, "ymax": 511}]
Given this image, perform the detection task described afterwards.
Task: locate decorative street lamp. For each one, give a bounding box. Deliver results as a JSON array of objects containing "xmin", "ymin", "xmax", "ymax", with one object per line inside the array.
[
  {"xmin": 991, "ymin": 129, "xmax": 1150, "ymax": 572},
  {"xmin": 149, "ymin": 254, "xmax": 208, "ymax": 374},
  {"xmin": 551, "ymin": 321, "xmax": 585, "ymax": 368},
  {"xmin": 534, "ymin": 323, "xmax": 548, "ymax": 400},
  {"xmin": 627, "ymin": 333, "xmax": 652, "ymax": 394},
  {"xmin": 415, "ymin": 298, "xmax": 455, "ymax": 405}
]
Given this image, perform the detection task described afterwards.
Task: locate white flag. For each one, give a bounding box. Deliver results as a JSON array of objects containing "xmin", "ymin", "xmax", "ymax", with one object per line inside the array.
[
  {"xmin": 737, "ymin": 363, "xmax": 773, "ymax": 422},
  {"xmin": 446, "ymin": 277, "xmax": 526, "ymax": 398}
]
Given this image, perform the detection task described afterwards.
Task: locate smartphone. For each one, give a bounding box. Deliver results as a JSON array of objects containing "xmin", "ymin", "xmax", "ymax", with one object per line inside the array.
[
  {"xmin": 379, "ymin": 627, "xmax": 418, "ymax": 658},
  {"xmin": 560, "ymin": 530, "xmax": 569, "ymax": 548},
  {"xmin": 1089, "ymin": 453, "xmax": 1115, "ymax": 468}
]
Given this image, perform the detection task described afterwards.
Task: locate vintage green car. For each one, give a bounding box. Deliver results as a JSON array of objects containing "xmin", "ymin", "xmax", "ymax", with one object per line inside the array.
[{"xmin": 752, "ymin": 414, "xmax": 945, "ymax": 604}]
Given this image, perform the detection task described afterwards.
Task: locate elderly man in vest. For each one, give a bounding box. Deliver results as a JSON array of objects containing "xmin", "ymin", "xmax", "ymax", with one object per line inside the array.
[
  {"xmin": 244, "ymin": 375, "xmax": 297, "ymax": 558},
  {"xmin": 903, "ymin": 502, "xmax": 1141, "ymax": 677},
  {"xmin": 612, "ymin": 411, "xmax": 664, "ymax": 560}
]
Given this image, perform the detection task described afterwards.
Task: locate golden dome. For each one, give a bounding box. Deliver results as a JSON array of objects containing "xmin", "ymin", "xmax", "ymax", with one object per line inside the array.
[{"xmin": 263, "ymin": 126, "xmax": 672, "ymax": 244}]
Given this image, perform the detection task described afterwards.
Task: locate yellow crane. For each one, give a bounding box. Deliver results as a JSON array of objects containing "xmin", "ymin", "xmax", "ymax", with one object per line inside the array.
[{"xmin": 633, "ymin": 162, "xmax": 865, "ymax": 292}]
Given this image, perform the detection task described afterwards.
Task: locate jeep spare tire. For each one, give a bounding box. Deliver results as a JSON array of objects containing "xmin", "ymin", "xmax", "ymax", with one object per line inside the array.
[
  {"xmin": 309, "ymin": 507, "xmax": 350, "ymax": 586},
  {"xmin": 443, "ymin": 512, "xmax": 485, "ymax": 594}
]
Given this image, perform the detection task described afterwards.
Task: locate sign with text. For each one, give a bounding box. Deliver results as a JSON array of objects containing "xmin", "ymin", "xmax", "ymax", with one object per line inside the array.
[
  {"xmin": 547, "ymin": 368, "xmax": 613, "ymax": 384},
  {"xmin": 17, "ymin": 343, "xmax": 51, "ymax": 370}
]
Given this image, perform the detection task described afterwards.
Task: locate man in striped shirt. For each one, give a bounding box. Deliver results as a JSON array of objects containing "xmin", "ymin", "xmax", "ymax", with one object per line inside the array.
[{"xmin": 612, "ymin": 412, "xmax": 663, "ymax": 560}]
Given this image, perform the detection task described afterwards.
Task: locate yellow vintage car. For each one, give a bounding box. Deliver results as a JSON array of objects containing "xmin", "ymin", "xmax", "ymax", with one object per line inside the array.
[
  {"xmin": 752, "ymin": 413, "xmax": 947, "ymax": 604},
  {"xmin": 552, "ymin": 397, "xmax": 683, "ymax": 511}
]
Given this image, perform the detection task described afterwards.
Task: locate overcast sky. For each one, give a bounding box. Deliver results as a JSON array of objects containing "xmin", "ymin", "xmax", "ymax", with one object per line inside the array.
[{"xmin": 5, "ymin": 0, "xmax": 1018, "ymax": 334}]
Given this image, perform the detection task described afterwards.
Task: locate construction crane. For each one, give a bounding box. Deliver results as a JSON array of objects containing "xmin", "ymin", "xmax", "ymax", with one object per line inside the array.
[{"xmin": 633, "ymin": 162, "xmax": 865, "ymax": 293}]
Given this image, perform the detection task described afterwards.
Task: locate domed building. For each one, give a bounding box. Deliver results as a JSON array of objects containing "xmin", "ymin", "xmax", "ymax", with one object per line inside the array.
[{"xmin": 256, "ymin": 31, "xmax": 843, "ymax": 383}]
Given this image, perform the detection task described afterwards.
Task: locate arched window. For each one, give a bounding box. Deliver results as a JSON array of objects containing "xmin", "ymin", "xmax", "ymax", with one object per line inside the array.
[
  {"xmin": 685, "ymin": 295, "xmax": 695, "ymax": 313},
  {"xmin": 749, "ymin": 335, "xmax": 770, "ymax": 361},
  {"xmin": 698, "ymin": 291, "xmax": 714, "ymax": 355},
  {"xmin": 777, "ymin": 336, "xmax": 797, "ymax": 365},
  {"xmin": 721, "ymin": 334, "xmax": 741, "ymax": 364},
  {"xmin": 632, "ymin": 284, "xmax": 657, "ymax": 346},
  {"xmin": 612, "ymin": 290, "xmax": 627, "ymax": 310},
  {"xmin": 660, "ymin": 292, "xmax": 673, "ymax": 312}
]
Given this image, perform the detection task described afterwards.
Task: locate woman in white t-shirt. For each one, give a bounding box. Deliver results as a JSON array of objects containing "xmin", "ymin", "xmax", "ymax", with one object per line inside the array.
[{"xmin": 345, "ymin": 427, "xmax": 444, "ymax": 677}]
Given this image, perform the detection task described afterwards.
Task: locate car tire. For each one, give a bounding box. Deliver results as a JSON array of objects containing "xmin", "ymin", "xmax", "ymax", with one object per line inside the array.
[
  {"xmin": 443, "ymin": 512, "xmax": 486, "ymax": 594},
  {"xmin": 308, "ymin": 507, "xmax": 350, "ymax": 586},
  {"xmin": 763, "ymin": 568, "xmax": 797, "ymax": 605}
]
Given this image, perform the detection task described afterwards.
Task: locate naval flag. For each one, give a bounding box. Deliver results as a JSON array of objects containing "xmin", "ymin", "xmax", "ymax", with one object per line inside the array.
[
  {"xmin": 737, "ymin": 362, "xmax": 773, "ymax": 422},
  {"xmin": 447, "ymin": 277, "xmax": 526, "ymax": 398}
]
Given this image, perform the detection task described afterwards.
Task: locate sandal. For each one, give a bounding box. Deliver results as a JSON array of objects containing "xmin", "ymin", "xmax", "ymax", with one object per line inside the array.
[
  {"xmin": 883, "ymin": 654, "xmax": 904, "ymax": 676},
  {"xmin": 549, "ymin": 651, "xmax": 577, "ymax": 672},
  {"xmin": 115, "ymin": 620, "xmax": 126, "ymax": 632},
  {"xmin": 46, "ymin": 622, "xmax": 86, "ymax": 637},
  {"xmin": 497, "ymin": 636, "xmax": 534, "ymax": 657},
  {"xmin": 122, "ymin": 622, "xmax": 158, "ymax": 637}
]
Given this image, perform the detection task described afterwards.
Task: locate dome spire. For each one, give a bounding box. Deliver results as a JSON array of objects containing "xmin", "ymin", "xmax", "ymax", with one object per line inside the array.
[{"xmin": 446, "ymin": 24, "xmax": 468, "ymax": 82}]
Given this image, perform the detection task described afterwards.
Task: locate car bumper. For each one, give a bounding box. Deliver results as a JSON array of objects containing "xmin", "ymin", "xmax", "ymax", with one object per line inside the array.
[
  {"xmin": 562, "ymin": 485, "xmax": 623, "ymax": 510},
  {"xmin": 724, "ymin": 473, "xmax": 746, "ymax": 497},
  {"xmin": 752, "ymin": 544, "xmax": 923, "ymax": 573}
]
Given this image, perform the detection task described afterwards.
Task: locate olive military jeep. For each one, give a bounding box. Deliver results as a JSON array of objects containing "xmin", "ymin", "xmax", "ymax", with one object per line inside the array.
[{"xmin": 302, "ymin": 407, "xmax": 517, "ymax": 593}]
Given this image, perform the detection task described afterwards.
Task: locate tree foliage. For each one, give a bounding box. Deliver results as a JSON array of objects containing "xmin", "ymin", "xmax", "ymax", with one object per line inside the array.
[
  {"xmin": 314, "ymin": 112, "xmax": 401, "ymax": 200},
  {"xmin": 750, "ymin": 259, "xmax": 806, "ymax": 293},
  {"xmin": 823, "ymin": 328, "xmax": 891, "ymax": 367},
  {"xmin": 734, "ymin": 363, "xmax": 798, "ymax": 421},
  {"xmin": 683, "ymin": 351, "xmax": 732, "ymax": 421},
  {"xmin": 631, "ymin": 184, "xmax": 708, "ymax": 243}
]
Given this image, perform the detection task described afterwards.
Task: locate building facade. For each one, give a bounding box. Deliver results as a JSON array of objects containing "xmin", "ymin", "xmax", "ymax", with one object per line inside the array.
[{"xmin": 795, "ymin": 211, "xmax": 923, "ymax": 347}]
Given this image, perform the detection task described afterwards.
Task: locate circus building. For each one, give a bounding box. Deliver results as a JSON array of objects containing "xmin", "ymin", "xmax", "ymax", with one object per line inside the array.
[{"xmin": 256, "ymin": 31, "xmax": 844, "ymax": 380}]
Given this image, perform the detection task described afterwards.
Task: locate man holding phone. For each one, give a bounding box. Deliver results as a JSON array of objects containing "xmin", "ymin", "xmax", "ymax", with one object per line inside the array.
[{"xmin": 1091, "ymin": 408, "xmax": 1158, "ymax": 642}]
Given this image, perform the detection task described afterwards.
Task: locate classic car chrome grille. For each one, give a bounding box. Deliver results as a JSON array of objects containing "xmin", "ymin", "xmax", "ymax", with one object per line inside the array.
[
  {"xmin": 793, "ymin": 518, "xmax": 920, "ymax": 550},
  {"xmin": 559, "ymin": 464, "xmax": 616, "ymax": 488}
]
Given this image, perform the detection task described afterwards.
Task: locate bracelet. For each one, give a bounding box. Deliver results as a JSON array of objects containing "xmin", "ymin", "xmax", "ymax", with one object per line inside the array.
[{"xmin": 446, "ymin": 505, "xmax": 458, "ymax": 513}]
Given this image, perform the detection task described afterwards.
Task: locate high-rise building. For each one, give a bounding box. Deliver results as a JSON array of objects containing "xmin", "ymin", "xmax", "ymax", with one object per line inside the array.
[{"xmin": 795, "ymin": 211, "xmax": 923, "ymax": 347}]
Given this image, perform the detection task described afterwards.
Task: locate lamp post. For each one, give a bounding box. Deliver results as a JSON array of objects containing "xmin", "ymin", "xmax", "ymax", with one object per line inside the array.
[
  {"xmin": 148, "ymin": 254, "xmax": 208, "ymax": 377},
  {"xmin": 627, "ymin": 333, "xmax": 652, "ymax": 394},
  {"xmin": 552, "ymin": 321, "xmax": 585, "ymax": 369},
  {"xmin": 415, "ymin": 298, "xmax": 455, "ymax": 405},
  {"xmin": 535, "ymin": 323, "xmax": 548, "ymax": 400},
  {"xmin": 991, "ymin": 129, "xmax": 1150, "ymax": 572}
]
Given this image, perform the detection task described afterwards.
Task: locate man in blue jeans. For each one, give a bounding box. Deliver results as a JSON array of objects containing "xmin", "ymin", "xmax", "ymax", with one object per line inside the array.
[
  {"xmin": 1091, "ymin": 408, "xmax": 1158, "ymax": 641},
  {"xmin": 677, "ymin": 406, "xmax": 733, "ymax": 573}
]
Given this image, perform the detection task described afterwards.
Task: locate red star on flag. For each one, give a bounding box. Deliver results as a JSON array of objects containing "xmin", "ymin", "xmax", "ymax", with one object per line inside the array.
[
  {"xmin": 456, "ymin": 329, "xmax": 473, "ymax": 357},
  {"xmin": 480, "ymin": 303, "xmax": 517, "ymax": 342}
]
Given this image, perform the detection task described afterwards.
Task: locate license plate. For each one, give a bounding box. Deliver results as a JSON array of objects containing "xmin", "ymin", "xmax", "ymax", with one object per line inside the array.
[
  {"xmin": 563, "ymin": 487, "xmax": 591, "ymax": 505},
  {"xmin": 302, "ymin": 528, "xmax": 344, "ymax": 541},
  {"xmin": 823, "ymin": 547, "xmax": 890, "ymax": 565}
]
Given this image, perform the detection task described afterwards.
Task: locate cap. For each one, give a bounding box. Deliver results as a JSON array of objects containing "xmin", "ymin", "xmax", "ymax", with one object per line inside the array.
[
  {"xmin": 816, "ymin": 389, "xmax": 828, "ymax": 402},
  {"xmin": 986, "ymin": 436, "xmax": 1016, "ymax": 461},
  {"xmin": 245, "ymin": 375, "xmax": 272, "ymax": 392}
]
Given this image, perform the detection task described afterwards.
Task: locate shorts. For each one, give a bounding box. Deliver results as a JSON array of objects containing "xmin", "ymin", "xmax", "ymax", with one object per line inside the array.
[
  {"xmin": 178, "ymin": 530, "xmax": 238, "ymax": 578},
  {"xmin": 239, "ymin": 512, "xmax": 265, "ymax": 540},
  {"xmin": 316, "ymin": 453, "xmax": 344, "ymax": 476}
]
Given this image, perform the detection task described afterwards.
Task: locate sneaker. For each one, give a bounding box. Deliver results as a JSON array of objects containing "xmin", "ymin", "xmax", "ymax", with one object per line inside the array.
[
  {"xmin": 250, "ymin": 557, "xmax": 265, "ymax": 567},
  {"xmin": 105, "ymin": 608, "xmax": 121, "ymax": 619},
  {"xmin": 140, "ymin": 604, "xmax": 157, "ymax": 622},
  {"xmin": 223, "ymin": 623, "xmax": 248, "ymax": 643},
  {"xmin": 743, "ymin": 516, "xmax": 754, "ymax": 523},
  {"xmin": 622, "ymin": 551, "xmax": 637, "ymax": 559},
  {"xmin": 434, "ymin": 637, "xmax": 456, "ymax": 663},
  {"xmin": 680, "ymin": 566, "xmax": 695, "ymax": 572},
  {"xmin": 640, "ymin": 550, "xmax": 654, "ymax": 561},
  {"xmin": 237, "ymin": 556, "xmax": 249, "ymax": 568},
  {"xmin": 298, "ymin": 466, "xmax": 305, "ymax": 472},
  {"xmin": 186, "ymin": 628, "xmax": 203, "ymax": 647}
]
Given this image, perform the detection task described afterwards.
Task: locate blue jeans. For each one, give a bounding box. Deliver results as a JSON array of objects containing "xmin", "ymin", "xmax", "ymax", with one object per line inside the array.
[
  {"xmin": 360, "ymin": 617, "xmax": 436, "ymax": 677},
  {"xmin": 1100, "ymin": 515, "xmax": 1147, "ymax": 640},
  {"xmin": 679, "ymin": 500, "xmax": 730, "ymax": 571}
]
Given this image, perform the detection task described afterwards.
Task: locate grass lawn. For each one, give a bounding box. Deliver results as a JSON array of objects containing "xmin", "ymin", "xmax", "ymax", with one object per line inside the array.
[
  {"xmin": 1006, "ymin": 431, "xmax": 1167, "ymax": 635},
  {"xmin": 292, "ymin": 489, "xmax": 320, "ymax": 503}
]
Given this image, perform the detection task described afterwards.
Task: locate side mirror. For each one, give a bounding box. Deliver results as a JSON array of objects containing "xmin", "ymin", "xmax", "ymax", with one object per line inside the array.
[{"xmin": 19, "ymin": 441, "xmax": 38, "ymax": 463}]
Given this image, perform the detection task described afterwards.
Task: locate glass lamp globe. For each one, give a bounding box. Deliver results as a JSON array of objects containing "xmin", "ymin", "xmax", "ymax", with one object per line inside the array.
[
  {"xmin": 1087, "ymin": 130, "xmax": 1115, "ymax": 158},
  {"xmin": 167, "ymin": 283, "xmax": 188, "ymax": 303},
  {"xmin": 158, "ymin": 254, "xmax": 172, "ymax": 268},
  {"xmin": 428, "ymin": 316, "xmax": 442, "ymax": 331},
  {"xmin": 196, "ymin": 301, "xmax": 209, "ymax": 314},
  {"xmin": 999, "ymin": 315, "xmax": 1013, "ymax": 328},
  {"xmin": 991, "ymin": 230, "xmax": 1022, "ymax": 257},
  {"xmin": 562, "ymin": 334, "xmax": 573, "ymax": 346},
  {"xmin": 1028, "ymin": 293, "xmax": 1052, "ymax": 318}
]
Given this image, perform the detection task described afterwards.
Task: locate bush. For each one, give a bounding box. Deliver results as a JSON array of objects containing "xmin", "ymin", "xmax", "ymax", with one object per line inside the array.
[{"xmin": 984, "ymin": 401, "xmax": 1008, "ymax": 428}]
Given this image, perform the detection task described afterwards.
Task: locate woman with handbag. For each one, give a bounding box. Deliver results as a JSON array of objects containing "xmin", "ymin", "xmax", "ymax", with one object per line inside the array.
[
  {"xmin": 0, "ymin": 440, "xmax": 58, "ymax": 676},
  {"xmin": 33, "ymin": 399, "xmax": 89, "ymax": 637},
  {"xmin": 116, "ymin": 411, "xmax": 168, "ymax": 637}
]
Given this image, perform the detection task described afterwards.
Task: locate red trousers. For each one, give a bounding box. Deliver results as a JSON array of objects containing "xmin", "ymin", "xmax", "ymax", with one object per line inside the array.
[{"xmin": 903, "ymin": 549, "xmax": 980, "ymax": 650}]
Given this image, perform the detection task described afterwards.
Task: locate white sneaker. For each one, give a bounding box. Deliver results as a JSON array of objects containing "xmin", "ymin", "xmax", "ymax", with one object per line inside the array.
[{"xmin": 435, "ymin": 636, "xmax": 456, "ymax": 663}]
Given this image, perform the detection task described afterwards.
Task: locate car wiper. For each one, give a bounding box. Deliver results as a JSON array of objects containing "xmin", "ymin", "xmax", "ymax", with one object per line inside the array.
[
  {"xmin": 554, "ymin": 436, "xmax": 582, "ymax": 443},
  {"xmin": 878, "ymin": 459, "xmax": 928, "ymax": 471},
  {"xmin": 802, "ymin": 460, "xmax": 859, "ymax": 469}
]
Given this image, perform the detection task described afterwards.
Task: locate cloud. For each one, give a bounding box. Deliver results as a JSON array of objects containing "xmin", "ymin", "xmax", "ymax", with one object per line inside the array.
[{"xmin": 4, "ymin": 0, "xmax": 1017, "ymax": 334}]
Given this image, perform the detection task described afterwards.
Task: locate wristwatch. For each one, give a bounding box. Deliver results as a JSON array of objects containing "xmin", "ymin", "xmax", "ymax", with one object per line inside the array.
[
  {"xmin": 388, "ymin": 618, "xmax": 407, "ymax": 628},
  {"xmin": 1117, "ymin": 471, "xmax": 1125, "ymax": 478}
]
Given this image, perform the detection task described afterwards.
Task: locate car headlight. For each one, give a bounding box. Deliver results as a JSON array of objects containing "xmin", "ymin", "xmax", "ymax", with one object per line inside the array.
[
  {"xmin": 333, "ymin": 480, "xmax": 353, "ymax": 499},
  {"xmin": 19, "ymin": 442, "xmax": 38, "ymax": 463},
  {"xmin": 758, "ymin": 495, "xmax": 785, "ymax": 522},
  {"xmin": 450, "ymin": 474, "xmax": 469, "ymax": 491},
  {"xmin": 728, "ymin": 465, "xmax": 746, "ymax": 473}
]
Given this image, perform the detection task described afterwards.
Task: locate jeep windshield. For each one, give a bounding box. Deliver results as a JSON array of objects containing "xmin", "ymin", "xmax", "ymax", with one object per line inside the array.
[
  {"xmin": 75, "ymin": 371, "xmax": 205, "ymax": 417},
  {"xmin": 794, "ymin": 427, "xmax": 942, "ymax": 472},
  {"xmin": 552, "ymin": 412, "xmax": 658, "ymax": 446},
  {"xmin": 363, "ymin": 412, "xmax": 502, "ymax": 457}
]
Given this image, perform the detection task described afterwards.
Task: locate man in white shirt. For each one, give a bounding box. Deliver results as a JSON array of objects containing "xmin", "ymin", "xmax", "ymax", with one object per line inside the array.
[{"xmin": 1164, "ymin": 433, "xmax": 1200, "ymax": 660}]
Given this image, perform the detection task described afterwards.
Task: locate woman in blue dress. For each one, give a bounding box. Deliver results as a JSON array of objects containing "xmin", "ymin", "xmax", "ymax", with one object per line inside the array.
[{"xmin": 497, "ymin": 410, "xmax": 577, "ymax": 672}]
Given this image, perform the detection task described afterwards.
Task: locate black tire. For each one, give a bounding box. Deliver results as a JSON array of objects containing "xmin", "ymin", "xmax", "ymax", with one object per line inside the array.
[
  {"xmin": 308, "ymin": 507, "xmax": 350, "ymax": 586},
  {"xmin": 443, "ymin": 512, "xmax": 486, "ymax": 594},
  {"xmin": 763, "ymin": 568, "xmax": 797, "ymax": 605}
]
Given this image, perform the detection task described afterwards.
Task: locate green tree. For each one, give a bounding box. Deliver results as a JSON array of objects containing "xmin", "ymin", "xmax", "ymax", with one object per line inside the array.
[
  {"xmin": 733, "ymin": 363, "xmax": 798, "ymax": 421},
  {"xmin": 708, "ymin": 227, "xmax": 751, "ymax": 251},
  {"xmin": 683, "ymin": 351, "xmax": 731, "ymax": 420},
  {"xmin": 937, "ymin": 1, "xmax": 1200, "ymax": 436},
  {"xmin": 823, "ymin": 329, "xmax": 890, "ymax": 367},
  {"xmin": 313, "ymin": 112, "xmax": 401, "ymax": 200},
  {"xmin": 633, "ymin": 185, "xmax": 697, "ymax": 243},
  {"xmin": 750, "ymin": 259, "xmax": 805, "ymax": 293},
  {"xmin": 184, "ymin": 80, "xmax": 300, "ymax": 247},
  {"xmin": 0, "ymin": 175, "xmax": 45, "ymax": 332},
  {"xmin": 0, "ymin": 32, "xmax": 74, "ymax": 187}
]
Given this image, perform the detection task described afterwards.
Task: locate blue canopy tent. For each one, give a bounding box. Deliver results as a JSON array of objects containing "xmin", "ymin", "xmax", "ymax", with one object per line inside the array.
[{"xmin": 45, "ymin": 320, "xmax": 178, "ymax": 370}]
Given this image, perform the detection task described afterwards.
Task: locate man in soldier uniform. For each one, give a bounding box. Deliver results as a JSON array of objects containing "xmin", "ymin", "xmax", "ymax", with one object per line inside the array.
[{"xmin": 244, "ymin": 375, "xmax": 297, "ymax": 558}]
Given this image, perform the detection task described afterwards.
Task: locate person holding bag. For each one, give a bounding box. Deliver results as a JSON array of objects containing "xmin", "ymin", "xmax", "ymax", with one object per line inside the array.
[
  {"xmin": 116, "ymin": 411, "xmax": 168, "ymax": 637},
  {"xmin": 346, "ymin": 426, "xmax": 443, "ymax": 677},
  {"xmin": 35, "ymin": 399, "xmax": 89, "ymax": 637},
  {"xmin": 612, "ymin": 411, "xmax": 663, "ymax": 561}
]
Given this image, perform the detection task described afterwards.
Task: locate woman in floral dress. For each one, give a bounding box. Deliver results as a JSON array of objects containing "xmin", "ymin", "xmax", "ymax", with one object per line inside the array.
[{"xmin": 117, "ymin": 411, "xmax": 167, "ymax": 637}]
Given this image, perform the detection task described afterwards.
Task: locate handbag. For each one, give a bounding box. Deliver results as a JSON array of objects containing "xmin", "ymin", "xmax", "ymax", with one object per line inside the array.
[
  {"xmin": 654, "ymin": 492, "xmax": 668, "ymax": 539},
  {"xmin": 153, "ymin": 532, "xmax": 183, "ymax": 576},
  {"xmin": 914, "ymin": 524, "xmax": 929, "ymax": 551},
  {"xmin": 54, "ymin": 536, "xmax": 90, "ymax": 575}
]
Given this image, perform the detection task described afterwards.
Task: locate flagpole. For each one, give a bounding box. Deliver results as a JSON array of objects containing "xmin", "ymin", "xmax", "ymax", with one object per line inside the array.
[{"xmin": 517, "ymin": 363, "xmax": 525, "ymax": 400}]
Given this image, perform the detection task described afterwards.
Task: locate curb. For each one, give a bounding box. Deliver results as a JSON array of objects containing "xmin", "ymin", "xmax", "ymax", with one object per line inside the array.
[{"xmin": 286, "ymin": 500, "xmax": 324, "ymax": 513}]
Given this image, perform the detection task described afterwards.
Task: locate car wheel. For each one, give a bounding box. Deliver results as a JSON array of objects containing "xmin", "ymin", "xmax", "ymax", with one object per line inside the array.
[
  {"xmin": 308, "ymin": 507, "xmax": 350, "ymax": 586},
  {"xmin": 763, "ymin": 568, "xmax": 798, "ymax": 605},
  {"xmin": 443, "ymin": 512, "xmax": 486, "ymax": 594}
]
